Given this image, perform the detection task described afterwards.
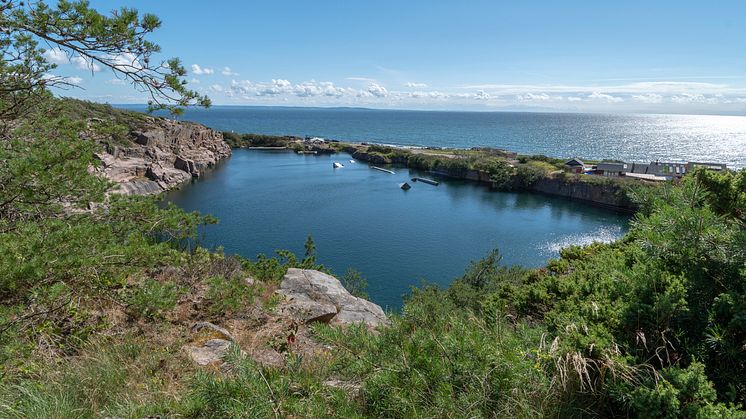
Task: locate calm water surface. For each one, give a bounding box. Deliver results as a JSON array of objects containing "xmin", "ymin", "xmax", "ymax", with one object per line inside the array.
[{"xmin": 165, "ymin": 150, "xmax": 630, "ymax": 309}]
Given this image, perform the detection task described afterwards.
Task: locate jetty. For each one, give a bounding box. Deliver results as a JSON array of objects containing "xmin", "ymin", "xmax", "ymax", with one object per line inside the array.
[
  {"xmin": 371, "ymin": 166, "xmax": 395, "ymax": 174},
  {"xmin": 411, "ymin": 177, "xmax": 439, "ymax": 186}
]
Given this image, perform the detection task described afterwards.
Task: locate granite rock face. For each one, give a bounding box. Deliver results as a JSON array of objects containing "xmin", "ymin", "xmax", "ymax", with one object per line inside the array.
[
  {"xmin": 277, "ymin": 268, "xmax": 388, "ymax": 328},
  {"xmin": 93, "ymin": 116, "xmax": 230, "ymax": 195}
]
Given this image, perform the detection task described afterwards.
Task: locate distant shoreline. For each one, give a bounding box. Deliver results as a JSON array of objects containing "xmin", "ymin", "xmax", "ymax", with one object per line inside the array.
[{"xmin": 111, "ymin": 102, "xmax": 746, "ymax": 118}]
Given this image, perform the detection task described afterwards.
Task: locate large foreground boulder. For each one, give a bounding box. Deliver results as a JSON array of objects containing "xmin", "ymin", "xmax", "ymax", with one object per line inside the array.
[{"xmin": 277, "ymin": 268, "xmax": 387, "ymax": 328}]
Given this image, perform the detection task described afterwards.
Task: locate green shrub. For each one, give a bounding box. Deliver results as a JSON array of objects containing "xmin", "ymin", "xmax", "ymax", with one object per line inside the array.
[
  {"xmin": 125, "ymin": 279, "xmax": 183, "ymax": 320},
  {"xmin": 204, "ymin": 275, "xmax": 255, "ymax": 317},
  {"xmin": 340, "ymin": 268, "xmax": 369, "ymax": 299},
  {"xmin": 624, "ymin": 363, "xmax": 741, "ymax": 418}
]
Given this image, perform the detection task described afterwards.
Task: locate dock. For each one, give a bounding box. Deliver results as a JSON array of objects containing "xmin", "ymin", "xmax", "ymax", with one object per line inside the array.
[
  {"xmin": 248, "ymin": 146, "xmax": 287, "ymax": 150},
  {"xmin": 411, "ymin": 177, "xmax": 439, "ymax": 186},
  {"xmin": 371, "ymin": 166, "xmax": 395, "ymax": 174}
]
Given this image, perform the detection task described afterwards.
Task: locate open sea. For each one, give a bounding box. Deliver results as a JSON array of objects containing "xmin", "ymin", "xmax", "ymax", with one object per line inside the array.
[{"xmin": 141, "ymin": 106, "xmax": 746, "ymax": 169}]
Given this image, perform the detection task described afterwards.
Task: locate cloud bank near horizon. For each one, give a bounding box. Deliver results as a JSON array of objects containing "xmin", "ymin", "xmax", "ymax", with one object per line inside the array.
[
  {"xmin": 50, "ymin": 58, "xmax": 746, "ymax": 114},
  {"xmin": 185, "ymin": 75, "xmax": 746, "ymax": 114}
]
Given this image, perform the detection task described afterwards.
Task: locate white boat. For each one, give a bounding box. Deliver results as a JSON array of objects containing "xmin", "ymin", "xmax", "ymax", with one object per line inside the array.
[
  {"xmin": 333, "ymin": 162, "xmax": 344, "ymax": 169},
  {"xmin": 349, "ymin": 159, "xmax": 356, "ymax": 163},
  {"xmin": 371, "ymin": 166, "xmax": 395, "ymax": 174}
]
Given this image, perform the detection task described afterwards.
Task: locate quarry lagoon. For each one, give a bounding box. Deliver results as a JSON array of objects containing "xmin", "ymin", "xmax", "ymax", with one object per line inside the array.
[{"xmin": 165, "ymin": 149, "xmax": 631, "ymax": 309}]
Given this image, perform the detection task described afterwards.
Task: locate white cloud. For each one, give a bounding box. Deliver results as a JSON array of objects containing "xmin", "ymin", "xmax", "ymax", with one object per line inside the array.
[
  {"xmin": 293, "ymin": 81, "xmax": 348, "ymax": 98},
  {"xmin": 254, "ymin": 79, "xmax": 292, "ymax": 96},
  {"xmin": 516, "ymin": 92, "xmax": 558, "ymax": 102},
  {"xmin": 670, "ymin": 93, "xmax": 720, "ymax": 104},
  {"xmin": 108, "ymin": 52, "xmax": 143, "ymax": 70},
  {"xmin": 473, "ymin": 90, "xmax": 490, "ymax": 100},
  {"xmin": 107, "ymin": 78, "xmax": 126, "ymax": 85},
  {"xmin": 588, "ymin": 91, "xmax": 623, "ymax": 103},
  {"xmin": 66, "ymin": 76, "xmax": 83, "ymax": 85},
  {"xmin": 43, "ymin": 48, "xmax": 69, "ymax": 64},
  {"xmin": 191, "ymin": 64, "xmax": 214, "ymax": 75},
  {"xmin": 461, "ymin": 81, "xmax": 741, "ymax": 96},
  {"xmin": 409, "ymin": 91, "xmax": 448, "ymax": 99},
  {"xmin": 405, "ymin": 82, "xmax": 428, "ymax": 88},
  {"xmin": 346, "ymin": 77, "xmax": 376, "ymax": 82},
  {"xmin": 273, "ymin": 79, "xmax": 291, "ymax": 88},
  {"xmin": 367, "ymin": 83, "xmax": 388, "ymax": 98},
  {"xmin": 221, "ymin": 67, "xmax": 239, "ymax": 76},
  {"xmin": 199, "ymin": 76, "xmax": 746, "ymax": 112},
  {"xmin": 632, "ymin": 93, "xmax": 663, "ymax": 103},
  {"xmin": 189, "ymin": 78, "xmax": 201, "ymax": 84},
  {"xmin": 230, "ymin": 79, "xmax": 254, "ymax": 95},
  {"xmin": 71, "ymin": 56, "xmax": 102, "ymax": 72},
  {"xmin": 43, "ymin": 48, "xmax": 101, "ymax": 72}
]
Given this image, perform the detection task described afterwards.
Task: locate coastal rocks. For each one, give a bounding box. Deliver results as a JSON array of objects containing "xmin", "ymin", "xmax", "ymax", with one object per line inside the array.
[
  {"xmin": 117, "ymin": 179, "xmax": 165, "ymax": 195},
  {"xmin": 351, "ymin": 149, "xmax": 391, "ymax": 165},
  {"xmin": 276, "ymin": 268, "xmax": 387, "ymax": 328},
  {"xmin": 185, "ymin": 321, "xmax": 235, "ymax": 366},
  {"xmin": 93, "ymin": 115, "xmax": 231, "ymax": 195}
]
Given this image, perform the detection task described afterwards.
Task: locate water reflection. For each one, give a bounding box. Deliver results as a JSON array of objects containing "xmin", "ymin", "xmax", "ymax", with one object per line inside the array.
[{"xmin": 165, "ymin": 150, "xmax": 631, "ymax": 308}]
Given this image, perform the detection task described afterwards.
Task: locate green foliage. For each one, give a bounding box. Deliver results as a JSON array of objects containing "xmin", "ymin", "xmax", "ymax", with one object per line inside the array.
[
  {"xmin": 0, "ymin": 335, "xmax": 190, "ymax": 418},
  {"xmin": 243, "ymin": 237, "xmax": 326, "ymax": 283},
  {"xmin": 204, "ymin": 275, "xmax": 255, "ymax": 317},
  {"xmin": 312, "ymin": 291, "xmax": 554, "ymax": 418},
  {"xmin": 341, "ymin": 268, "xmax": 369, "ymax": 299},
  {"xmin": 488, "ymin": 160, "xmax": 514, "ymax": 190},
  {"xmin": 125, "ymin": 279, "xmax": 183, "ymax": 321},
  {"xmin": 489, "ymin": 161, "xmax": 546, "ymax": 191},
  {"xmin": 0, "ymin": 111, "xmax": 108, "ymax": 225},
  {"xmin": 222, "ymin": 132, "xmax": 302, "ymax": 148},
  {"xmin": 184, "ymin": 346, "xmax": 361, "ymax": 418},
  {"xmin": 2, "ymin": 1, "xmax": 209, "ymax": 119},
  {"xmin": 624, "ymin": 363, "xmax": 742, "ymax": 418}
]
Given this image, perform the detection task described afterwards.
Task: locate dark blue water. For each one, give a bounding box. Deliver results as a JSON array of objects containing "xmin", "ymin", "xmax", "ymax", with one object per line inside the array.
[
  {"xmin": 135, "ymin": 106, "xmax": 746, "ymax": 168},
  {"xmin": 165, "ymin": 150, "xmax": 630, "ymax": 309}
]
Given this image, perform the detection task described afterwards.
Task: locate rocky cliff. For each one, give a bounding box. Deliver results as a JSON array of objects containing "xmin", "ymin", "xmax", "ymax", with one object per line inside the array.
[
  {"xmin": 531, "ymin": 177, "xmax": 636, "ymax": 212},
  {"xmin": 92, "ymin": 115, "xmax": 230, "ymax": 195}
]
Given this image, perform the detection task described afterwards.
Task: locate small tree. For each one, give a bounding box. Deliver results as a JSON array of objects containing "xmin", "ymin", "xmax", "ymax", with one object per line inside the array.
[{"xmin": 1, "ymin": 0, "xmax": 209, "ymax": 123}]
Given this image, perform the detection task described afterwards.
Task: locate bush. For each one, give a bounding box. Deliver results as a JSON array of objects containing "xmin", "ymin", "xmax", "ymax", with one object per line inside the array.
[
  {"xmin": 125, "ymin": 279, "xmax": 183, "ymax": 320},
  {"xmin": 340, "ymin": 268, "xmax": 369, "ymax": 299},
  {"xmin": 204, "ymin": 275, "xmax": 255, "ymax": 317},
  {"xmin": 624, "ymin": 363, "xmax": 741, "ymax": 418}
]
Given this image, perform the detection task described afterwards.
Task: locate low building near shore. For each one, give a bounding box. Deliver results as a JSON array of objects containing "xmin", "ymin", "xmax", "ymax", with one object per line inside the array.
[
  {"xmin": 564, "ymin": 158, "xmax": 586, "ymax": 174},
  {"xmin": 596, "ymin": 162, "xmax": 628, "ymax": 177},
  {"xmin": 585, "ymin": 158, "xmax": 727, "ymax": 182}
]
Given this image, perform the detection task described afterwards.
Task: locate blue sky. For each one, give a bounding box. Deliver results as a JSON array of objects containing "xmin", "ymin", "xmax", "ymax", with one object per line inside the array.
[{"xmin": 47, "ymin": 0, "xmax": 746, "ymax": 114}]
